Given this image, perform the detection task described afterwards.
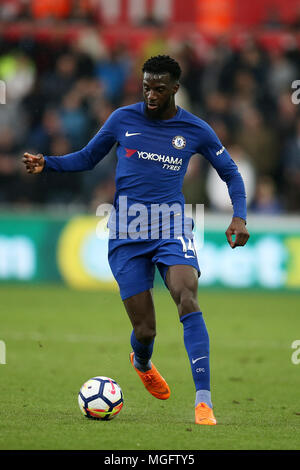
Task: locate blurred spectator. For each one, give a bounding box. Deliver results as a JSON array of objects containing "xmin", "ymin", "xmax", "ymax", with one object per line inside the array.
[
  {"xmin": 59, "ymin": 91, "xmax": 90, "ymax": 150},
  {"xmin": 0, "ymin": 52, "xmax": 35, "ymax": 102},
  {"xmin": 95, "ymin": 45, "xmax": 132, "ymax": 105},
  {"xmin": 88, "ymin": 177, "xmax": 116, "ymax": 212},
  {"xmin": 41, "ymin": 53, "xmax": 78, "ymax": 105},
  {"xmin": 27, "ymin": 108, "xmax": 63, "ymax": 156},
  {"xmin": 73, "ymin": 27, "xmax": 108, "ymax": 63},
  {"xmin": 235, "ymin": 107, "xmax": 279, "ymax": 177},
  {"xmin": 208, "ymin": 119, "xmax": 232, "ymax": 148},
  {"xmin": 275, "ymin": 90, "xmax": 299, "ymax": 141},
  {"xmin": 267, "ymin": 49, "xmax": 298, "ymax": 99},
  {"xmin": 42, "ymin": 135, "xmax": 82, "ymax": 205},
  {"xmin": 201, "ymin": 37, "xmax": 233, "ymax": 98},
  {"xmin": 205, "ymin": 144, "xmax": 256, "ymax": 213},
  {"xmin": 0, "ymin": 126, "xmax": 23, "ymax": 203},
  {"xmin": 138, "ymin": 32, "xmax": 169, "ymax": 70},
  {"xmin": 0, "ymin": 127, "xmax": 20, "ymax": 160},
  {"xmin": 182, "ymin": 155, "xmax": 205, "ymax": 205},
  {"xmin": 0, "ymin": 0, "xmax": 27, "ymax": 21},
  {"xmin": 250, "ymin": 176, "xmax": 283, "ymax": 214},
  {"xmin": 281, "ymin": 116, "xmax": 300, "ymax": 211},
  {"xmin": 171, "ymin": 42, "xmax": 203, "ymax": 108},
  {"xmin": 238, "ymin": 40, "xmax": 268, "ymax": 87},
  {"xmin": 88, "ymin": 98, "xmax": 115, "ymax": 133},
  {"xmin": 0, "ymin": 99, "xmax": 28, "ymax": 143},
  {"xmin": 204, "ymin": 92, "xmax": 238, "ymax": 134},
  {"xmin": 218, "ymin": 39, "xmax": 267, "ymax": 95},
  {"xmin": 21, "ymin": 78, "xmax": 47, "ymax": 131},
  {"xmin": 262, "ymin": 5, "xmax": 283, "ymax": 29},
  {"xmin": 81, "ymin": 105, "xmax": 117, "ymax": 205}
]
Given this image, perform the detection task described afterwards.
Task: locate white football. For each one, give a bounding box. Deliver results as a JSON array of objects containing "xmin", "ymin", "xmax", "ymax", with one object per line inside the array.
[{"xmin": 78, "ymin": 376, "xmax": 124, "ymax": 420}]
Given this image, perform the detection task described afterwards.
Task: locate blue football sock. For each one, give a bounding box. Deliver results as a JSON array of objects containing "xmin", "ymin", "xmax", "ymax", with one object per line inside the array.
[
  {"xmin": 180, "ymin": 311, "xmax": 212, "ymax": 408},
  {"xmin": 195, "ymin": 390, "xmax": 212, "ymax": 409},
  {"xmin": 130, "ymin": 330, "xmax": 153, "ymax": 372}
]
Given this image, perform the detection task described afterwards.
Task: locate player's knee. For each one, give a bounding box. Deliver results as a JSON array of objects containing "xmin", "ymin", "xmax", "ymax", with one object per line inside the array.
[
  {"xmin": 177, "ymin": 287, "xmax": 199, "ymax": 317},
  {"xmin": 169, "ymin": 278, "xmax": 199, "ymax": 316}
]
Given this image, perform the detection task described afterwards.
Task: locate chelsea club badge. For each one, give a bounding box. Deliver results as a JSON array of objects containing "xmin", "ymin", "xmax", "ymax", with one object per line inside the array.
[{"xmin": 172, "ymin": 135, "xmax": 186, "ymax": 149}]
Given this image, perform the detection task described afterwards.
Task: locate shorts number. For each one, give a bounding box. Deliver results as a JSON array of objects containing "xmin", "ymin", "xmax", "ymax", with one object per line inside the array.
[{"xmin": 177, "ymin": 236, "xmax": 196, "ymax": 256}]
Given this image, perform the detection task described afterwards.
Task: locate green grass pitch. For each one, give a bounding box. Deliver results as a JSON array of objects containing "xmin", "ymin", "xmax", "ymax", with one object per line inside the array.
[{"xmin": 0, "ymin": 284, "xmax": 299, "ymax": 450}]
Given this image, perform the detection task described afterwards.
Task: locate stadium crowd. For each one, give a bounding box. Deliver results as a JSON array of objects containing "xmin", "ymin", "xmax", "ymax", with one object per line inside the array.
[{"xmin": 0, "ymin": 14, "xmax": 300, "ymax": 214}]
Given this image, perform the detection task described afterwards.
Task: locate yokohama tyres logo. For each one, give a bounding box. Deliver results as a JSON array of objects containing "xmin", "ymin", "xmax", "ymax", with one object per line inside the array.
[
  {"xmin": 125, "ymin": 148, "xmax": 137, "ymax": 158},
  {"xmin": 137, "ymin": 151, "xmax": 182, "ymax": 165},
  {"xmin": 125, "ymin": 148, "xmax": 183, "ymax": 171}
]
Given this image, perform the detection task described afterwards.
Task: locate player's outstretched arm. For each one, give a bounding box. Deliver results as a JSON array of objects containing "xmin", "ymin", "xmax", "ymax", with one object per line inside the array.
[
  {"xmin": 225, "ymin": 216, "xmax": 250, "ymax": 249},
  {"xmin": 23, "ymin": 153, "xmax": 45, "ymax": 174},
  {"xmin": 23, "ymin": 108, "xmax": 120, "ymax": 174}
]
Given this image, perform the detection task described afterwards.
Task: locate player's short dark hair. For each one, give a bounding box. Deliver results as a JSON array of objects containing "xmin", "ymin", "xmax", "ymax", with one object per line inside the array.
[{"xmin": 142, "ymin": 55, "xmax": 181, "ymax": 82}]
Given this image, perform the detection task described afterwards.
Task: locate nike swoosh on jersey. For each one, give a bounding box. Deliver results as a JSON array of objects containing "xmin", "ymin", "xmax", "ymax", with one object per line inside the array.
[
  {"xmin": 184, "ymin": 254, "xmax": 195, "ymax": 258},
  {"xmin": 192, "ymin": 356, "xmax": 207, "ymax": 364},
  {"xmin": 125, "ymin": 131, "xmax": 141, "ymax": 137}
]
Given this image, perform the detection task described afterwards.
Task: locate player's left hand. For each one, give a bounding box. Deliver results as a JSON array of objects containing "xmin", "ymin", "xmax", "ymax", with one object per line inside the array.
[
  {"xmin": 22, "ymin": 152, "xmax": 45, "ymax": 174},
  {"xmin": 225, "ymin": 217, "xmax": 250, "ymax": 249}
]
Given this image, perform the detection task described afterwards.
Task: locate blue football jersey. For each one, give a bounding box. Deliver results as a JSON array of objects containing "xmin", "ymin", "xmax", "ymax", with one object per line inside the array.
[{"xmin": 44, "ymin": 102, "xmax": 246, "ymax": 221}]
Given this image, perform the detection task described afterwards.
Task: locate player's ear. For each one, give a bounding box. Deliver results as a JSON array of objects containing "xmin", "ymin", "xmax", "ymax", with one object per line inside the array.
[{"xmin": 173, "ymin": 82, "xmax": 180, "ymax": 95}]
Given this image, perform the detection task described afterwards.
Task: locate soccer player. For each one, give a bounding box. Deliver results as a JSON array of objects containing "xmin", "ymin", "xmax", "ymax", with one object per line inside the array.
[{"xmin": 23, "ymin": 55, "xmax": 249, "ymax": 425}]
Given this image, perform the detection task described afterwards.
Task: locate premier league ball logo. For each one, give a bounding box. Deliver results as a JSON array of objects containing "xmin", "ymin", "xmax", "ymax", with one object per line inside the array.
[{"xmin": 172, "ymin": 135, "xmax": 186, "ymax": 149}]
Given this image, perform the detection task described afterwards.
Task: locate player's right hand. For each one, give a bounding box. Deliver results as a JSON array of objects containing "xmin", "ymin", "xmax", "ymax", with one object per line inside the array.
[{"xmin": 23, "ymin": 153, "xmax": 45, "ymax": 174}]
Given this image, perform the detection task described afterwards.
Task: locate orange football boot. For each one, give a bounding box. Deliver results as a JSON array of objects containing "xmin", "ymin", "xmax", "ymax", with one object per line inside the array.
[
  {"xmin": 130, "ymin": 352, "xmax": 170, "ymax": 400},
  {"xmin": 195, "ymin": 402, "xmax": 217, "ymax": 425}
]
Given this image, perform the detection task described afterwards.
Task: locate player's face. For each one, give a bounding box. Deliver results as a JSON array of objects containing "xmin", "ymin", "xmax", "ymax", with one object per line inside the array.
[{"xmin": 143, "ymin": 72, "xmax": 179, "ymax": 119}]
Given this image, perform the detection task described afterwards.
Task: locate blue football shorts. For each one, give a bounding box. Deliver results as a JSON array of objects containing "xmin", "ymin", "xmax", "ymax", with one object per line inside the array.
[{"xmin": 108, "ymin": 235, "xmax": 200, "ymax": 300}]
